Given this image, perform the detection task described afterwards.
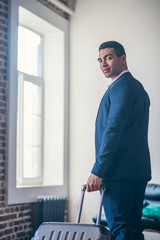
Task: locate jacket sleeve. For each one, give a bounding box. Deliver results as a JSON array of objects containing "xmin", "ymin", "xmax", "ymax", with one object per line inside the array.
[{"xmin": 91, "ymin": 80, "xmax": 136, "ymax": 178}]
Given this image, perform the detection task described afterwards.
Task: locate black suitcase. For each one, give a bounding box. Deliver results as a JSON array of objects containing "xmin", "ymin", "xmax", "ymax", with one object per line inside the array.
[{"xmin": 31, "ymin": 185, "xmax": 112, "ymax": 240}]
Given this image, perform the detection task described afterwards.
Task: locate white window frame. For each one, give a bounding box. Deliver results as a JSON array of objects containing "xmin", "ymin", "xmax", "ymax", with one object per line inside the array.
[
  {"xmin": 8, "ymin": 0, "xmax": 69, "ymax": 204},
  {"xmin": 17, "ymin": 71, "xmax": 43, "ymax": 186}
]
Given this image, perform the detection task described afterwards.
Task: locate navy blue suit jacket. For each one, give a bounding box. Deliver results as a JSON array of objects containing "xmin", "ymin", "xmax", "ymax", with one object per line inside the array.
[{"xmin": 91, "ymin": 72, "xmax": 151, "ymax": 181}]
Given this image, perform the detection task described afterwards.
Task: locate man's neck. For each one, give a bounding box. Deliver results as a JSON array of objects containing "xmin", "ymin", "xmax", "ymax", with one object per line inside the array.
[{"xmin": 111, "ymin": 69, "xmax": 129, "ymax": 82}]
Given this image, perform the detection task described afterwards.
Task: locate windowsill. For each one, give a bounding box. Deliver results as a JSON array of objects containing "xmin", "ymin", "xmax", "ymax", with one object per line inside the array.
[
  {"xmin": 16, "ymin": 183, "xmax": 64, "ymax": 188},
  {"xmin": 7, "ymin": 184, "xmax": 68, "ymax": 205}
]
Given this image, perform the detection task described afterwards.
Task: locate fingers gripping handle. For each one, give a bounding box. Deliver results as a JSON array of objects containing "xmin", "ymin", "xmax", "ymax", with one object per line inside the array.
[{"xmin": 76, "ymin": 185, "xmax": 106, "ymax": 224}]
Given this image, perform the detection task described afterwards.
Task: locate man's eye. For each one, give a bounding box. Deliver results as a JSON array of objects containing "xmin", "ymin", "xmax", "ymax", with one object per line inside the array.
[{"xmin": 106, "ymin": 56, "xmax": 112, "ymax": 61}]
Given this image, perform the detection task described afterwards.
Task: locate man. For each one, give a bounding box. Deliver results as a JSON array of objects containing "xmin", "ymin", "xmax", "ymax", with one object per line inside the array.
[{"xmin": 87, "ymin": 41, "xmax": 151, "ymax": 240}]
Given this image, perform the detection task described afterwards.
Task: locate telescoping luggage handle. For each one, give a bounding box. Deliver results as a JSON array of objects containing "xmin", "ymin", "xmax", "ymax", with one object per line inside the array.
[{"xmin": 76, "ymin": 184, "xmax": 106, "ymax": 225}]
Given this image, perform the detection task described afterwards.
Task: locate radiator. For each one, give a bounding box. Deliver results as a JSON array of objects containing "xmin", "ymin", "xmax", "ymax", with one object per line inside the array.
[{"xmin": 35, "ymin": 195, "xmax": 67, "ymax": 230}]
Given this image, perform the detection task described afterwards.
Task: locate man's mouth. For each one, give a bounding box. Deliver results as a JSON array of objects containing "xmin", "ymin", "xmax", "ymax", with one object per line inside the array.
[{"xmin": 103, "ymin": 68, "xmax": 110, "ymax": 73}]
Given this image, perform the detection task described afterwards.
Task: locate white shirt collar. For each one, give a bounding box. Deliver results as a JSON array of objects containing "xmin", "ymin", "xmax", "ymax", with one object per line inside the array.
[{"xmin": 107, "ymin": 70, "xmax": 129, "ymax": 88}]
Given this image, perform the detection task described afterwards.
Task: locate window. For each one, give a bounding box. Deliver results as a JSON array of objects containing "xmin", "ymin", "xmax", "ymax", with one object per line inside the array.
[
  {"xmin": 17, "ymin": 26, "xmax": 43, "ymax": 185},
  {"xmin": 8, "ymin": 0, "xmax": 69, "ymax": 204}
]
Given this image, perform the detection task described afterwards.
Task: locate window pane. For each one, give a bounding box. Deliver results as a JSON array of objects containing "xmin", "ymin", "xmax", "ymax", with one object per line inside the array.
[
  {"xmin": 18, "ymin": 26, "xmax": 42, "ymax": 77},
  {"xmin": 23, "ymin": 81, "xmax": 42, "ymax": 179},
  {"xmin": 23, "ymin": 146, "xmax": 41, "ymax": 178}
]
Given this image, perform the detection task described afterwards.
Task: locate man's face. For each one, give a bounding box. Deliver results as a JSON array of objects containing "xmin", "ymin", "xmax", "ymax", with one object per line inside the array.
[{"xmin": 98, "ymin": 48, "xmax": 126, "ymax": 81}]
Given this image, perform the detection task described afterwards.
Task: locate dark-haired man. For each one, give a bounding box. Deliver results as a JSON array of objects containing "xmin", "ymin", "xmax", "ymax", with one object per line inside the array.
[{"xmin": 87, "ymin": 41, "xmax": 151, "ymax": 240}]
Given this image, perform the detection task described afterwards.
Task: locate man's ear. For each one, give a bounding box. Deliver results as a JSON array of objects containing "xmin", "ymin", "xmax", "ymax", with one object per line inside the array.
[{"xmin": 121, "ymin": 54, "xmax": 126, "ymax": 65}]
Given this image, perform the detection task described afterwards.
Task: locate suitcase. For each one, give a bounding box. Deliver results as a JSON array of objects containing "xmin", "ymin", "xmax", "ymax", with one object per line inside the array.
[{"xmin": 31, "ymin": 185, "xmax": 112, "ymax": 240}]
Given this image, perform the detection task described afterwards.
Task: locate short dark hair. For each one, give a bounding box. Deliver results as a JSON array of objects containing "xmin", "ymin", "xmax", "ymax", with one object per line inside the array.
[{"xmin": 99, "ymin": 41, "xmax": 126, "ymax": 57}]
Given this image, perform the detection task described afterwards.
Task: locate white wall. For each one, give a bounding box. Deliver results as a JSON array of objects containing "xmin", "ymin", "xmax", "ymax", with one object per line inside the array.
[{"xmin": 69, "ymin": 0, "xmax": 160, "ymax": 223}]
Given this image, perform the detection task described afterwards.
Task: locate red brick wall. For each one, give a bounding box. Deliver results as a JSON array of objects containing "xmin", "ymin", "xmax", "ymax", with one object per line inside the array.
[
  {"xmin": 0, "ymin": 0, "xmax": 69, "ymax": 239},
  {"xmin": 0, "ymin": 204, "xmax": 35, "ymax": 239}
]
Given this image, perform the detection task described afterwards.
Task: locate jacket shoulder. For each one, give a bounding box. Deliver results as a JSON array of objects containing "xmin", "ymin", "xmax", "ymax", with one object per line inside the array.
[{"xmin": 108, "ymin": 73, "xmax": 143, "ymax": 94}]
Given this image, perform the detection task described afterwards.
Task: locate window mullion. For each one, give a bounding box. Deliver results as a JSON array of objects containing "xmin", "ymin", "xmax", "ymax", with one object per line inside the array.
[
  {"xmin": 17, "ymin": 72, "xmax": 24, "ymax": 185},
  {"xmin": 17, "ymin": 72, "xmax": 43, "ymax": 186}
]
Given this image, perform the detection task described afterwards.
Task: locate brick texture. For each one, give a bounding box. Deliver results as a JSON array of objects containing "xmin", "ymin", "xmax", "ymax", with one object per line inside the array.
[{"xmin": 0, "ymin": 0, "xmax": 69, "ymax": 239}]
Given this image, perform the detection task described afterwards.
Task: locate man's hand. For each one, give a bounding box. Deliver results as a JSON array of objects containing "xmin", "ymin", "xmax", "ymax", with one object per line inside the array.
[{"xmin": 87, "ymin": 173, "xmax": 102, "ymax": 192}]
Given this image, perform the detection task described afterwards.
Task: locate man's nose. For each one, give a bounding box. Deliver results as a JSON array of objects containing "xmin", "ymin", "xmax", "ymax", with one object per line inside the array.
[{"xmin": 102, "ymin": 59, "xmax": 107, "ymax": 67}]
